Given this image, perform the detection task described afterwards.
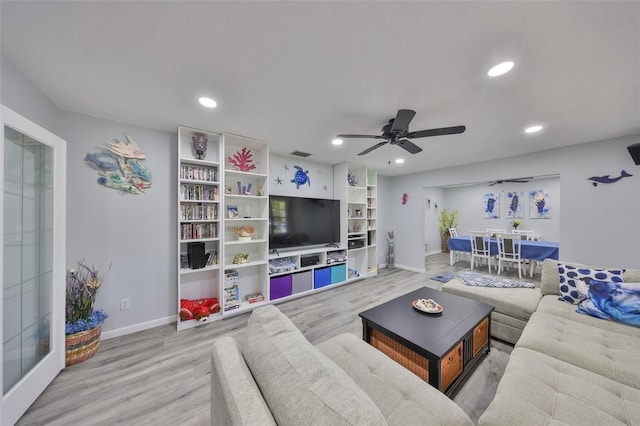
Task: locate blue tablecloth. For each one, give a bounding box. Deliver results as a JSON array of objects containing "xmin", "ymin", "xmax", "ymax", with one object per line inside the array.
[{"xmin": 447, "ymin": 236, "xmax": 559, "ymax": 261}]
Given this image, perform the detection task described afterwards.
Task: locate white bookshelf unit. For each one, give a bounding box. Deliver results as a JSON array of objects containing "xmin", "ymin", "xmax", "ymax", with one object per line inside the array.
[
  {"xmin": 221, "ymin": 133, "xmax": 269, "ymax": 316},
  {"xmin": 334, "ymin": 162, "xmax": 378, "ymax": 279},
  {"xmin": 177, "ymin": 126, "xmax": 222, "ymax": 331}
]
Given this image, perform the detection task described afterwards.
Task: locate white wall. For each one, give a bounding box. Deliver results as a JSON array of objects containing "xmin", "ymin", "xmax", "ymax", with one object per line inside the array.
[
  {"xmin": 58, "ymin": 111, "xmax": 176, "ymax": 333},
  {"xmin": 390, "ymin": 137, "xmax": 640, "ymax": 272},
  {"xmin": 269, "ymin": 154, "xmax": 335, "ymax": 198},
  {"xmin": 1, "ymin": 54, "xmax": 59, "ymax": 136},
  {"xmin": 423, "ymin": 187, "xmax": 445, "ymax": 257},
  {"xmin": 436, "ymin": 176, "xmax": 560, "ymax": 241}
]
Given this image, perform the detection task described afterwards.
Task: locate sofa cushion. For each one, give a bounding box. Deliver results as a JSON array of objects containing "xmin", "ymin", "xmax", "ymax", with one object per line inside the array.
[
  {"xmin": 316, "ymin": 333, "xmax": 473, "ymax": 426},
  {"xmin": 557, "ymin": 263, "xmax": 624, "ymax": 305},
  {"xmin": 242, "ymin": 305, "xmax": 386, "ymax": 426},
  {"xmin": 210, "ymin": 336, "xmax": 276, "ymax": 426},
  {"xmin": 577, "ymin": 280, "xmax": 640, "ymax": 327},
  {"xmin": 478, "ymin": 347, "xmax": 640, "ymax": 425},
  {"xmin": 516, "ymin": 311, "xmax": 640, "ymax": 389},
  {"xmin": 442, "ymin": 277, "xmax": 541, "ymax": 322},
  {"xmin": 541, "ymin": 258, "xmax": 640, "ymax": 297},
  {"xmin": 536, "ymin": 295, "xmax": 640, "ymax": 337}
]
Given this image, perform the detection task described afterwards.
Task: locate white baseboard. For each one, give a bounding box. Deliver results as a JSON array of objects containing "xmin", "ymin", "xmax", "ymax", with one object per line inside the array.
[
  {"xmin": 101, "ymin": 315, "xmax": 177, "ymax": 340},
  {"xmin": 425, "ymin": 250, "xmax": 443, "ymax": 257},
  {"xmin": 391, "ymin": 263, "xmax": 426, "ymax": 273}
]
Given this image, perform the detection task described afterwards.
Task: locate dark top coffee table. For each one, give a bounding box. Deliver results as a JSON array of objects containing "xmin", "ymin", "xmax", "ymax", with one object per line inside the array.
[{"xmin": 359, "ymin": 286, "xmax": 494, "ymax": 396}]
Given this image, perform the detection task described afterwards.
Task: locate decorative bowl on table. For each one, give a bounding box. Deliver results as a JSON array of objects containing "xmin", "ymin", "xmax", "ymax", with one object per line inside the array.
[{"xmin": 412, "ymin": 298, "xmax": 443, "ymax": 314}]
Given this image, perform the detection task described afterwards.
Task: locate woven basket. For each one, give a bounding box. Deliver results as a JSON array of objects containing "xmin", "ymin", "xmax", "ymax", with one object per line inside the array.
[{"xmin": 65, "ymin": 326, "xmax": 101, "ymax": 366}]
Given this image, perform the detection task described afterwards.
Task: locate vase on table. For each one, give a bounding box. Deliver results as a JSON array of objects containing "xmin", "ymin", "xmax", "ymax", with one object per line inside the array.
[{"xmin": 65, "ymin": 326, "xmax": 102, "ymax": 366}]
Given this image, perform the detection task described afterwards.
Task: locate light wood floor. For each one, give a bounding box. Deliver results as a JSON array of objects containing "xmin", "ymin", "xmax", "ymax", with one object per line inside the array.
[{"xmin": 17, "ymin": 253, "xmax": 540, "ymax": 425}]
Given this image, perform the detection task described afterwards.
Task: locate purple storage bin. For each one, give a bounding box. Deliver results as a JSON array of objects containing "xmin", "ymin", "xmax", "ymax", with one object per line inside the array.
[{"xmin": 270, "ymin": 275, "xmax": 293, "ymax": 300}]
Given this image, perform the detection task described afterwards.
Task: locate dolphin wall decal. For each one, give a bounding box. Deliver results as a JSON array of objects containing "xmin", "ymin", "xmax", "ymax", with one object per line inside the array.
[{"xmin": 587, "ymin": 170, "xmax": 632, "ymax": 187}]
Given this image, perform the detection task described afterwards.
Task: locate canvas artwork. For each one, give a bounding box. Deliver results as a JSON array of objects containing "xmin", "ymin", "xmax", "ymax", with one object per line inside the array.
[
  {"xmin": 483, "ymin": 193, "xmax": 500, "ymax": 219},
  {"xmin": 505, "ymin": 191, "xmax": 525, "ymax": 219},
  {"xmin": 529, "ymin": 189, "xmax": 551, "ymax": 219}
]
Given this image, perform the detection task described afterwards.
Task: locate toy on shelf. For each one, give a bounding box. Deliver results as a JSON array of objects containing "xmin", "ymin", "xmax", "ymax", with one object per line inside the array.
[
  {"xmin": 179, "ymin": 298, "xmax": 220, "ymax": 322},
  {"xmin": 233, "ymin": 253, "xmax": 249, "ymax": 264}
]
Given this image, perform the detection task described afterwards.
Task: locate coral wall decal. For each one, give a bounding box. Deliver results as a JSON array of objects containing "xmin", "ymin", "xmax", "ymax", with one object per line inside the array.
[
  {"xmin": 84, "ymin": 133, "xmax": 152, "ymax": 194},
  {"xmin": 228, "ymin": 148, "xmax": 256, "ymax": 172}
]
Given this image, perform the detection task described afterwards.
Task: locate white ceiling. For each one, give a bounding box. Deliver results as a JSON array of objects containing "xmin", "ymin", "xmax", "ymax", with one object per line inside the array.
[{"xmin": 2, "ymin": 1, "xmax": 639, "ymax": 176}]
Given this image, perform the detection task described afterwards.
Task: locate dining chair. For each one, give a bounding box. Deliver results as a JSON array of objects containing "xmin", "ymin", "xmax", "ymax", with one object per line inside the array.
[
  {"xmin": 447, "ymin": 227, "xmax": 463, "ymax": 264},
  {"xmin": 486, "ymin": 228, "xmax": 506, "ymax": 238},
  {"xmin": 470, "ymin": 231, "xmax": 492, "ymax": 273},
  {"xmin": 496, "ymin": 233, "xmax": 525, "ymax": 279},
  {"xmin": 512, "ymin": 229, "xmax": 535, "ymax": 240}
]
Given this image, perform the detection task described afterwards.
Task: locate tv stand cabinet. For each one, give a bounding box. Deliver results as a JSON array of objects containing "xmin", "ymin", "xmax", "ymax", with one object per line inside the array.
[{"xmin": 267, "ymin": 247, "xmax": 353, "ymax": 302}]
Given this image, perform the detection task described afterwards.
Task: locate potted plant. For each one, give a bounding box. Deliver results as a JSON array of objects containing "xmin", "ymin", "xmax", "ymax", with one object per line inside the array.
[
  {"xmin": 65, "ymin": 259, "xmax": 111, "ymax": 366},
  {"xmin": 511, "ymin": 219, "xmax": 521, "ymax": 230},
  {"xmin": 438, "ymin": 209, "xmax": 458, "ymax": 253}
]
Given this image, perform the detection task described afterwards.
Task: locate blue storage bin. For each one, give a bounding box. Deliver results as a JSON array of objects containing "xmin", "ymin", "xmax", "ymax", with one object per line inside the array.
[
  {"xmin": 313, "ymin": 267, "xmax": 331, "ymax": 289},
  {"xmin": 330, "ymin": 264, "xmax": 346, "ymax": 284}
]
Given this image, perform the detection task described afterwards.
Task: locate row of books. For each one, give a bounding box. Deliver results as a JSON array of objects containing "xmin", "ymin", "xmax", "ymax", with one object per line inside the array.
[
  {"xmin": 180, "ymin": 204, "xmax": 218, "ymax": 220},
  {"xmin": 180, "ymin": 184, "xmax": 219, "ymax": 201},
  {"xmin": 181, "ymin": 223, "xmax": 217, "ymax": 240},
  {"xmin": 224, "ymin": 271, "xmax": 240, "ymax": 311},
  {"xmin": 180, "ymin": 165, "xmax": 217, "ymax": 182}
]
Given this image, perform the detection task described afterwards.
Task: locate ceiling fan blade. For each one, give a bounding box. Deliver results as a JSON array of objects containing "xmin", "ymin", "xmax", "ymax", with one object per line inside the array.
[
  {"xmin": 357, "ymin": 141, "xmax": 388, "ymax": 155},
  {"xmin": 396, "ymin": 139, "xmax": 423, "ymax": 154},
  {"xmin": 337, "ymin": 134, "xmax": 385, "ymax": 139},
  {"xmin": 407, "ymin": 125, "xmax": 466, "ymax": 139},
  {"xmin": 390, "ymin": 109, "xmax": 416, "ymax": 133}
]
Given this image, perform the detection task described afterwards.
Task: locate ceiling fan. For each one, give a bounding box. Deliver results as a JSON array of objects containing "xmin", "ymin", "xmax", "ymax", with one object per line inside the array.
[
  {"xmin": 337, "ymin": 109, "xmax": 466, "ymax": 156},
  {"xmin": 488, "ymin": 177, "xmax": 533, "ymax": 186}
]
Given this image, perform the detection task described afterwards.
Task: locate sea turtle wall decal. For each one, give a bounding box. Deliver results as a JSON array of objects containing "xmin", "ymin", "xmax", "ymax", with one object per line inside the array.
[{"xmin": 291, "ymin": 166, "xmax": 311, "ymax": 189}]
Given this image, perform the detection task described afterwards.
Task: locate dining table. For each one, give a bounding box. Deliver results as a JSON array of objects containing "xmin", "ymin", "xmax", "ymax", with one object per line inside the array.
[{"xmin": 447, "ymin": 235, "xmax": 559, "ymax": 275}]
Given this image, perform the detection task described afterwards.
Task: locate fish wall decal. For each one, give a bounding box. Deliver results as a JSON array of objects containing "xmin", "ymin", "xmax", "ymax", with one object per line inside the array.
[{"xmin": 587, "ymin": 170, "xmax": 632, "ymax": 187}]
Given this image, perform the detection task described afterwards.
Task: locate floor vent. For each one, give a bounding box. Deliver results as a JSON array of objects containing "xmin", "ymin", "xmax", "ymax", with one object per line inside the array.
[{"xmin": 290, "ymin": 150, "xmax": 312, "ymax": 157}]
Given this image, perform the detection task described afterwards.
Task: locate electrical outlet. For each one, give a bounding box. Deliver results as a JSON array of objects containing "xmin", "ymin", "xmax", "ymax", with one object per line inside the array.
[{"xmin": 120, "ymin": 298, "xmax": 130, "ymax": 311}]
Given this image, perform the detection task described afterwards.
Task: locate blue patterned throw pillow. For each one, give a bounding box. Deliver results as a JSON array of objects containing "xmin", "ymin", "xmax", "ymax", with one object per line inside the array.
[
  {"xmin": 557, "ymin": 263, "xmax": 624, "ymax": 305},
  {"xmin": 577, "ymin": 280, "xmax": 640, "ymax": 327}
]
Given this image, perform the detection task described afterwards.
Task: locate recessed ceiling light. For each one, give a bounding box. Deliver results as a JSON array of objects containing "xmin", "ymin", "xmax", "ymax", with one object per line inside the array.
[
  {"xmin": 395, "ymin": 158, "xmax": 405, "ymax": 164},
  {"xmin": 198, "ymin": 97, "xmax": 217, "ymax": 108},
  {"xmin": 524, "ymin": 125, "xmax": 543, "ymax": 134},
  {"xmin": 487, "ymin": 61, "xmax": 514, "ymax": 77},
  {"xmin": 332, "ymin": 138, "xmax": 343, "ymax": 146}
]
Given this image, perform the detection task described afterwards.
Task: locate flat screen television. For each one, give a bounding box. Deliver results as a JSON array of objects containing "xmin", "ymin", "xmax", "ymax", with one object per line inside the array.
[{"xmin": 269, "ymin": 195, "xmax": 341, "ymax": 250}]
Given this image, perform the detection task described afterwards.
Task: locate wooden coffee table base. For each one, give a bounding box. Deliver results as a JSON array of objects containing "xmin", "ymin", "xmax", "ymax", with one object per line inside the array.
[{"xmin": 360, "ymin": 287, "xmax": 493, "ymax": 396}]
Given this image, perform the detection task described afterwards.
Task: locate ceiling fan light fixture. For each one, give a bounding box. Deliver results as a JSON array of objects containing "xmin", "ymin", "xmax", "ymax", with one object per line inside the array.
[
  {"xmin": 487, "ymin": 61, "xmax": 514, "ymax": 77},
  {"xmin": 198, "ymin": 97, "xmax": 217, "ymax": 108},
  {"xmin": 332, "ymin": 138, "xmax": 343, "ymax": 145},
  {"xmin": 525, "ymin": 125, "xmax": 543, "ymax": 134}
]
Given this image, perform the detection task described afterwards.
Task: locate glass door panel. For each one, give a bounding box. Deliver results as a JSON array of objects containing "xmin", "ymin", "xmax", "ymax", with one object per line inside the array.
[
  {"xmin": 1, "ymin": 105, "xmax": 65, "ymax": 426},
  {"xmin": 3, "ymin": 126, "xmax": 53, "ymax": 393}
]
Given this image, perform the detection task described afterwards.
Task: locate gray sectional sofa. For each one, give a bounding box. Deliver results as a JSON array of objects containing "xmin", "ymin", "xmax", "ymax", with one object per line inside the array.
[
  {"xmin": 443, "ymin": 258, "xmax": 640, "ymax": 425},
  {"xmin": 210, "ymin": 303, "xmax": 473, "ymax": 425}
]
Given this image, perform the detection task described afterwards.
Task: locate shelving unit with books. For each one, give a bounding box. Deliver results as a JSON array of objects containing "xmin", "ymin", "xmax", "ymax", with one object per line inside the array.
[
  {"xmin": 221, "ymin": 133, "xmax": 269, "ymax": 315},
  {"xmin": 177, "ymin": 126, "xmax": 222, "ymax": 331},
  {"xmin": 334, "ymin": 162, "xmax": 378, "ymax": 280}
]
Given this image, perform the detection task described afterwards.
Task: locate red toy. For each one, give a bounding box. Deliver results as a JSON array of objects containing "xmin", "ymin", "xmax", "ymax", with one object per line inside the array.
[{"xmin": 180, "ymin": 298, "xmax": 220, "ymax": 322}]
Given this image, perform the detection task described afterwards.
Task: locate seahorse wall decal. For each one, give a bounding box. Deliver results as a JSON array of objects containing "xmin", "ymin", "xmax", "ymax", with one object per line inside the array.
[{"xmin": 402, "ymin": 193, "xmax": 408, "ymax": 205}]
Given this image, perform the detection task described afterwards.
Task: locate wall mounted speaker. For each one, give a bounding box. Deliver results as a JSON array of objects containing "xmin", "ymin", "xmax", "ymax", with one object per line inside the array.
[{"xmin": 628, "ymin": 142, "xmax": 640, "ymax": 165}]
